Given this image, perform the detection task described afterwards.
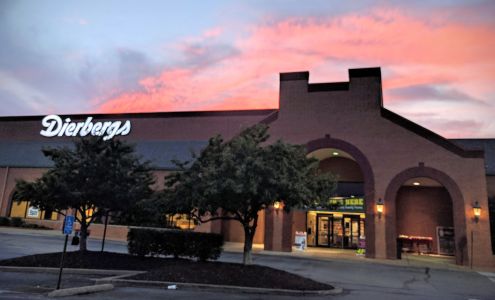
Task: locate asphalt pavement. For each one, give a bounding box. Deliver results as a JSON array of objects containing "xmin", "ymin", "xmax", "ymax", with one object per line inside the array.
[
  {"xmin": 0, "ymin": 227, "xmax": 127, "ymax": 260},
  {"xmin": 1, "ymin": 227, "xmax": 494, "ymax": 300}
]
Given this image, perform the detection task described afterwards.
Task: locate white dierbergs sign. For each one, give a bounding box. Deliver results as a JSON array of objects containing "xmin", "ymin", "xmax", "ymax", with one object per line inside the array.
[
  {"xmin": 40, "ymin": 115, "xmax": 131, "ymax": 141},
  {"xmin": 27, "ymin": 206, "xmax": 40, "ymax": 218}
]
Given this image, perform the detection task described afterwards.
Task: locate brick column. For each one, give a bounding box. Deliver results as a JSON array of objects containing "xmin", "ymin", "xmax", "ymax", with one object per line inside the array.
[{"xmin": 264, "ymin": 207, "xmax": 293, "ymax": 252}]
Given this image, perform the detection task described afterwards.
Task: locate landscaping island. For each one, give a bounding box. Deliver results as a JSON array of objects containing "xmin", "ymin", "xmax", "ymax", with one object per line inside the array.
[{"xmin": 0, "ymin": 251, "xmax": 333, "ymax": 291}]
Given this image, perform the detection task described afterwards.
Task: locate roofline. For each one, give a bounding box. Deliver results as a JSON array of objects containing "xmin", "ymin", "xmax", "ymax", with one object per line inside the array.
[
  {"xmin": 259, "ymin": 111, "xmax": 279, "ymax": 125},
  {"xmin": 381, "ymin": 108, "xmax": 484, "ymax": 158},
  {"xmin": 348, "ymin": 67, "xmax": 381, "ymax": 78},
  {"xmin": 0, "ymin": 164, "xmax": 180, "ymax": 171},
  {"xmin": 0, "ymin": 108, "xmax": 278, "ymax": 122},
  {"xmin": 280, "ymin": 67, "xmax": 381, "ymax": 82},
  {"xmin": 308, "ymin": 82, "xmax": 349, "ymax": 92},
  {"xmin": 280, "ymin": 68, "xmax": 380, "ymax": 93},
  {"xmin": 449, "ymin": 138, "xmax": 495, "ymax": 141}
]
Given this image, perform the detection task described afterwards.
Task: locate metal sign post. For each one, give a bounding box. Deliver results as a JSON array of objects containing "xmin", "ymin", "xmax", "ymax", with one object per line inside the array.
[
  {"xmin": 57, "ymin": 215, "xmax": 74, "ymax": 290},
  {"xmin": 101, "ymin": 210, "xmax": 109, "ymax": 252}
]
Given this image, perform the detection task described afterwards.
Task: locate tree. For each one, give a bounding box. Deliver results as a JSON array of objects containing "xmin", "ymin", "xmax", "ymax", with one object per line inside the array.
[
  {"xmin": 113, "ymin": 194, "xmax": 171, "ymax": 228},
  {"xmin": 14, "ymin": 137, "xmax": 155, "ymax": 251},
  {"xmin": 161, "ymin": 124, "xmax": 336, "ymax": 265}
]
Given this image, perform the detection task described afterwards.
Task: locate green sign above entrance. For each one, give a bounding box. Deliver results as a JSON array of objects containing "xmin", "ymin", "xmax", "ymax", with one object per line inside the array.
[{"xmin": 328, "ymin": 197, "xmax": 364, "ymax": 212}]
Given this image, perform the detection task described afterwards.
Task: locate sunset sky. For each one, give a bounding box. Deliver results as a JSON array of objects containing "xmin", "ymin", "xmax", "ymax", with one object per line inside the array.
[{"xmin": 0, "ymin": 0, "xmax": 494, "ymax": 137}]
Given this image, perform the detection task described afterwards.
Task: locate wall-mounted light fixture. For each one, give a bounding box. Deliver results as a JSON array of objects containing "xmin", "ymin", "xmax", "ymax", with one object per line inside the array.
[
  {"xmin": 274, "ymin": 201, "xmax": 284, "ymax": 215},
  {"xmin": 473, "ymin": 201, "xmax": 481, "ymax": 223},
  {"xmin": 376, "ymin": 198, "xmax": 384, "ymax": 219}
]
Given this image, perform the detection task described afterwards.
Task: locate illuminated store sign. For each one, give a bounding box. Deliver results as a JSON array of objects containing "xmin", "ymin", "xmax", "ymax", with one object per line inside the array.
[
  {"xmin": 40, "ymin": 114, "xmax": 131, "ymax": 141},
  {"xmin": 329, "ymin": 197, "xmax": 364, "ymax": 212}
]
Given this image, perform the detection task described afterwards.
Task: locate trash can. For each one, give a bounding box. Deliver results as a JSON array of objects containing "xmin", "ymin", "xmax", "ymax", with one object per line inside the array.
[{"xmin": 71, "ymin": 234, "xmax": 80, "ymax": 245}]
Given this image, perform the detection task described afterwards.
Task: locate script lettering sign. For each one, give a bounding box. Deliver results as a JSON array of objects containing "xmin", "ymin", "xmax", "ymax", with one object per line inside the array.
[{"xmin": 40, "ymin": 115, "xmax": 131, "ymax": 141}]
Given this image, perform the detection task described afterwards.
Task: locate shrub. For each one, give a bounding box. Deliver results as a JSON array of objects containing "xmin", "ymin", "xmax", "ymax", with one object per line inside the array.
[
  {"xmin": 0, "ymin": 216, "xmax": 10, "ymax": 226},
  {"xmin": 127, "ymin": 228, "xmax": 155, "ymax": 257},
  {"xmin": 21, "ymin": 223, "xmax": 45, "ymax": 229},
  {"xmin": 10, "ymin": 217, "xmax": 24, "ymax": 227},
  {"xmin": 128, "ymin": 228, "xmax": 223, "ymax": 261},
  {"xmin": 187, "ymin": 232, "xmax": 224, "ymax": 261}
]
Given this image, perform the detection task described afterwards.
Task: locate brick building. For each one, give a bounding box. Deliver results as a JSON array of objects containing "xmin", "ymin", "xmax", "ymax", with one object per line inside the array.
[{"xmin": 0, "ymin": 67, "xmax": 493, "ymax": 267}]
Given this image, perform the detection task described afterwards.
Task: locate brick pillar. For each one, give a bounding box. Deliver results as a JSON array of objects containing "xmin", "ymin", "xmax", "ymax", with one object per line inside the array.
[
  {"xmin": 264, "ymin": 208, "xmax": 274, "ymax": 250},
  {"xmin": 281, "ymin": 210, "xmax": 293, "ymax": 252},
  {"xmin": 264, "ymin": 207, "xmax": 293, "ymax": 252}
]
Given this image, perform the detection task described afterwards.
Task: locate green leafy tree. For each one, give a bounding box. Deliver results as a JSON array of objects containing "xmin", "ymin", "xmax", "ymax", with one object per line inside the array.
[
  {"xmin": 162, "ymin": 124, "xmax": 336, "ymax": 264},
  {"xmin": 113, "ymin": 194, "xmax": 170, "ymax": 228},
  {"xmin": 14, "ymin": 137, "xmax": 155, "ymax": 251}
]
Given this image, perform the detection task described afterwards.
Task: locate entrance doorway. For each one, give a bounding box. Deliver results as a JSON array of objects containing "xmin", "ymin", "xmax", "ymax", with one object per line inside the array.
[
  {"xmin": 313, "ymin": 213, "xmax": 364, "ymax": 249},
  {"xmin": 304, "ymin": 143, "xmax": 373, "ymax": 255}
]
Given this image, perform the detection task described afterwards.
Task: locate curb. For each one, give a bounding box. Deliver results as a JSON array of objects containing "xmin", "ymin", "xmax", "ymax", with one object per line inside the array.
[
  {"xmin": 97, "ymin": 277, "xmax": 343, "ymax": 296},
  {"xmin": 47, "ymin": 284, "xmax": 114, "ymax": 297}
]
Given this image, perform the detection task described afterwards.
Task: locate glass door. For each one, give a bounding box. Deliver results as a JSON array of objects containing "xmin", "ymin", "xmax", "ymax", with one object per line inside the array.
[
  {"xmin": 343, "ymin": 215, "xmax": 361, "ymax": 248},
  {"xmin": 332, "ymin": 216, "xmax": 343, "ymax": 248},
  {"xmin": 316, "ymin": 214, "xmax": 332, "ymax": 247}
]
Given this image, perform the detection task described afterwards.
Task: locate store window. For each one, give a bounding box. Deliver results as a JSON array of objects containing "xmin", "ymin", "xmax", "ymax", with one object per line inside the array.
[
  {"xmin": 306, "ymin": 197, "xmax": 365, "ymax": 249},
  {"xmin": 10, "ymin": 201, "xmax": 28, "ymax": 218},
  {"xmin": 75, "ymin": 207, "xmax": 95, "ymax": 223},
  {"xmin": 166, "ymin": 214, "xmax": 196, "ymax": 230},
  {"xmin": 9, "ymin": 200, "xmax": 58, "ymax": 220}
]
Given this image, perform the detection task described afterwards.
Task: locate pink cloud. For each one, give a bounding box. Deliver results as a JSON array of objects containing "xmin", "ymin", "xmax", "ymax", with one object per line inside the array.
[
  {"xmin": 203, "ymin": 27, "xmax": 223, "ymax": 38},
  {"xmin": 97, "ymin": 8, "xmax": 495, "ymax": 136}
]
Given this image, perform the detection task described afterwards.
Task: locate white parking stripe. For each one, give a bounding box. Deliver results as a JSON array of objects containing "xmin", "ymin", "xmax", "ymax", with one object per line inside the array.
[{"xmin": 478, "ymin": 271, "xmax": 495, "ymax": 283}]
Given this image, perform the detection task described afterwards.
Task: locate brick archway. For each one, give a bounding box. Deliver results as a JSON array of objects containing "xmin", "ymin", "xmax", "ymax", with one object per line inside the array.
[
  {"xmin": 384, "ymin": 165, "xmax": 467, "ymax": 265},
  {"xmin": 306, "ymin": 136, "xmax": 376, "ymax": 258}
]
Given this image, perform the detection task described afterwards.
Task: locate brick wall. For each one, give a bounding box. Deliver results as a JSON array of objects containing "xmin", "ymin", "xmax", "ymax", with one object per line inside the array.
[
  {"xmin": 318, "ymin": 157, "xmax": 363, "ymax": 181},
  {"xmin": 396, "ymin": 186, "xmax": 453, "ymax": 254},
  {"xmin": 220, "ymin": 210, "xmax": 265, "ymax": 244},
  {"xmin": 291, "ymin": 210, "xmax": 307, "ymax": 243}
]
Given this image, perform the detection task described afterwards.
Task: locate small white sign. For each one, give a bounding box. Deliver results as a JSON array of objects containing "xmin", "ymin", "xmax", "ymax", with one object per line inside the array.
[
  {"xmin": 294, "ymin": 231, "xmax": 307, "ymax": 251},
  {"xmin": 40, "ymin": 115, "xmax": 131, "ymax": 141},
  {"xmin": 27, "ymin": 206, "xmax": 40, "ymax": 218}
]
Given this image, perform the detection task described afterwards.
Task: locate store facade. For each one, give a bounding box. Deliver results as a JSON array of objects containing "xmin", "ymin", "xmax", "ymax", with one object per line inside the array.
[{"xmin": 0, "ymin": 67, "xmax": 493, "ymax": 267}]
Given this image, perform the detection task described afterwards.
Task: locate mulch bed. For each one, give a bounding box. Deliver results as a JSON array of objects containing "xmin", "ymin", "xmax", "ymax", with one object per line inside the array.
[{"xmin": 0, "ymin": 251, "xmax": 332, "ymax": 291}]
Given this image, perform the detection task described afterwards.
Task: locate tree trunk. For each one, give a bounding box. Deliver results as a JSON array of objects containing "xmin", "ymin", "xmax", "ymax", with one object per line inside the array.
[
  {"xmin": 243, "ymin": 229, "xmax": 254, "ymax": 265},
  {"xmin": 242, "ymin": 213, "xmax": 258, "ymax": 265},
  {"xmin": 79, "ymin": 224, "xmax": 88, "ymax": 252}
]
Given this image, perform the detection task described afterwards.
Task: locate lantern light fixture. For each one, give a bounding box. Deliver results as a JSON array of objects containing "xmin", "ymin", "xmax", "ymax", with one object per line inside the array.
[
  {"xmin": 473, "ymin": 201, "xmax": 481, "ymax": 223},
  {"xmin": 376, "ymin": 198, "xmax": 384, "ymax": 219}
]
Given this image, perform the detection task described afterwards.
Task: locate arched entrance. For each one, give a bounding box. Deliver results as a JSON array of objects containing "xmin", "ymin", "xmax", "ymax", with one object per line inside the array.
[
  {"xmin": 306, "ymin": 136, "xmax": 376, "ymax": 258},
  {"xmin": 384, "ymin": 165, "xmax": 467, "ymax": 265}
]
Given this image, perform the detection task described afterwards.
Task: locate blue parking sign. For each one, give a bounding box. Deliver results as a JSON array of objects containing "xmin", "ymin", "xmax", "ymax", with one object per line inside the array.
[{"xmin": 63, "ymin": 216, "xmax": 75, "ymax": 235}]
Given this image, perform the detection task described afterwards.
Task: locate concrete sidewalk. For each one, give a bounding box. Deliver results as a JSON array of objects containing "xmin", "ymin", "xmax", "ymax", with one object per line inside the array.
[{"xmin": 222, "ymin": 242, "xmax": 490, "ymax": 272}]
